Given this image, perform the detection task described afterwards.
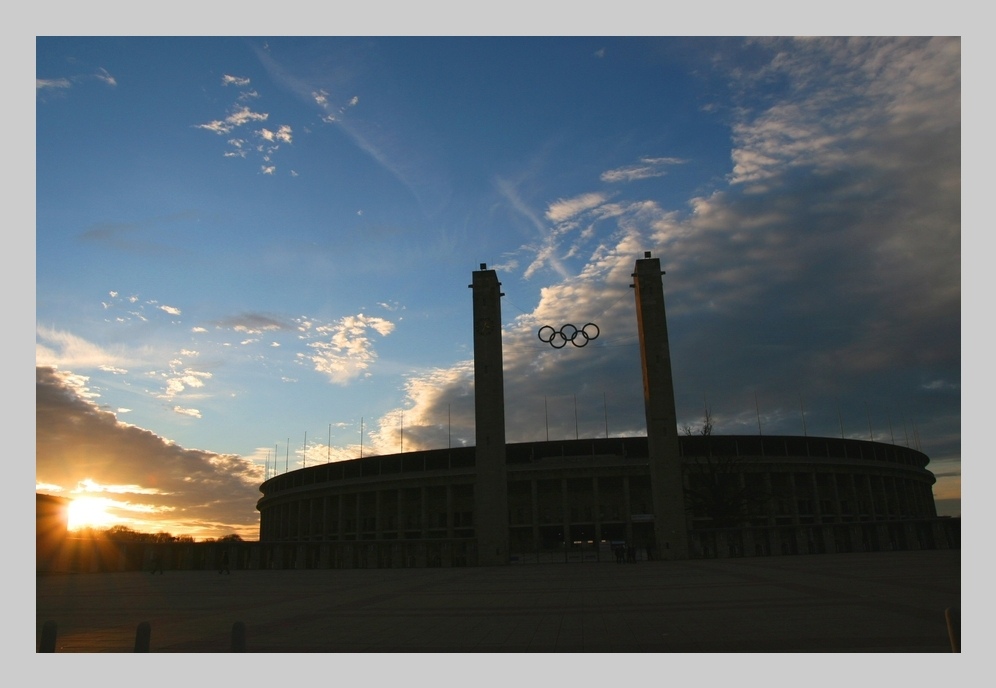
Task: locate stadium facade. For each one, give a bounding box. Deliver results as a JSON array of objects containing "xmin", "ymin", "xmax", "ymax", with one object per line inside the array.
[{"xmin": 254, "ymin": 253, "xmax": 957, "ymax": 568}]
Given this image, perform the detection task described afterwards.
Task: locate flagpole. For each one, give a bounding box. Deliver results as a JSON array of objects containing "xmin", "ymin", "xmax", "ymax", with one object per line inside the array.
[
  {"xmin": 544, "ymin": 397, "xmax": 549, "ymax": 442},
  {"xmin": 754, "ymin": 390, "xmax": 762, "ymax": 435},
  {"xmin": 603, "ymin": 392, "xmax": 608, "ymax": 438},
  {"xmin": 574, "ymin": 394, "xmax": 579, "ymax": 440}
]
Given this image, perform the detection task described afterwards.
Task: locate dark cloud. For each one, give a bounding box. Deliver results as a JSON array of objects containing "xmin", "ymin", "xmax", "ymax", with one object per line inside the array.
[
  {"xmin": 77, "ymin": 212, "xmax": 202, "ymax": 256},
  {"xmin": 387, "ymin": 37, "xmax": 959, "ymax": 500},
  {"xmin": 212, "ymin": 313, "xmax": 293, "ymax": 333},
  {"xmin": 36, "ymin": 38, "xmax": 960, "ymax": 532},
  {"xmin": 36, "ymin": 367, "xmax": 262, "ymax": 538}
]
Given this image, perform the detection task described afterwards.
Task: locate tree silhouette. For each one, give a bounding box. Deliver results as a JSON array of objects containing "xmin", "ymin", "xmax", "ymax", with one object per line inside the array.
[
  {"xmin": 683, "ymin": 408, "xmax": 770, "ymax": 528},
  {"xmin": 91, "ymin": 525, "xmax": 190, "ymax": 542}
]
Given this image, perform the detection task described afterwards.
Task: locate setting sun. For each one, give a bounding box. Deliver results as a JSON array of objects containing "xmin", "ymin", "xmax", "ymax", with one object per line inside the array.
[{"xmin": 67, "ymin": 496, "xmax": 117, "ymax": 531}]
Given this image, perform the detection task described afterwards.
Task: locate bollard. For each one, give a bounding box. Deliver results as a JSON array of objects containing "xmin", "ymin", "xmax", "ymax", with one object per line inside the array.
[
  {"xmin": 231, "ymin": 621, "xmax": 246, "ymax": 652},
  {"xmin": 134, "ymin": 621, "xmax": 151, "ymax": 652},
  {"xmin": 945, "ymin": 606, "xmax": 960, "ymax": 653},
  {"xmin": 39, "ymin": 620, "xmax": 57, "ymax": 653}
]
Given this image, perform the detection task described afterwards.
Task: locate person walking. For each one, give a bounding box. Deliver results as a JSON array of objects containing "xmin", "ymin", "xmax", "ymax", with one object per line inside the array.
[{"xmin": 219, "ymin": 551, "xmax": 231, "ymax": 575}]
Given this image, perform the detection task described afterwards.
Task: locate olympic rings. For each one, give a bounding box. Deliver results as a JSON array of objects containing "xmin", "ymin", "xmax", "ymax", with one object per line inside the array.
[{"xmin": 537, "ymin": 323, "xmax": 600, "ymax": 348}]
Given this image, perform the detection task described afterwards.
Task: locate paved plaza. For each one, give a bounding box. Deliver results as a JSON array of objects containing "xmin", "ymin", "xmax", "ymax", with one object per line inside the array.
[{"xmin": 35, "ymin": 550, "xmax": 960, "ymax": 653}]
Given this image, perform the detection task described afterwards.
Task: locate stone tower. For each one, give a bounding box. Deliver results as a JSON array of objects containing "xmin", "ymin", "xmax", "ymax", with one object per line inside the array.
[
  {"xmin": 632, "ymin": 252, "xmax": 689, "ymax": 560},
  {"xmin": 470, "ymin": 263, "xmax": 509, "ymax": 565}
]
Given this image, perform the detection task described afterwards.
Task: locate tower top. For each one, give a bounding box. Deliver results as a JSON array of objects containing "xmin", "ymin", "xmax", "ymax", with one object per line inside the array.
[{"xmin": 632, "ymin": 252, "xmax": 665, "ymax": 281}]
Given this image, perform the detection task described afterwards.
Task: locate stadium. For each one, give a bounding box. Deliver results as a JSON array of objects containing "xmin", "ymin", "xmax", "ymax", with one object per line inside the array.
[{"xmin": 254, "ymin": 253, "xmax": 957, "ymax": 568}]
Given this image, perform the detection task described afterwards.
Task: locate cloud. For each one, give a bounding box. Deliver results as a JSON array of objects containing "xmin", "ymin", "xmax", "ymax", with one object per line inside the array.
[
  {"xmin": 36, "ymin": 367, "xmax": 261, "ymax": 539},
  {"xmin": 161, "ymin": 368, "xmax": 212, "ymax": 400},
  {"xmin": 546, "ymin": 193, "xmax": 608, "ymax": 224},
  {"xmin": 36, "ymin": 78, "xmax": 71, "ymax": 91},
  {"xmin": 35, "ymin": 37, "xmax": 959, "ymax": 536},
  {"xmin": 37, "ymin": 67, "xmax": 116, "ymax": 94},
  {"xmin": 253, "ymin": 44, "xmax": 451, "ymax": 212},
  {"xmin": 301, "ymin": 313, "xmax": 396, "ymax": 385},
  {"xmin": 193, "ymin": 59, "xmax": 295, "ymax": 177},
  {"xmin": 94, "ymin": 67, "xmax": 117, "ymax": 87},
  {"xmin": 365, "ymin": 37, "xmax": 960, "ymax": 475},
  {"xmin": 600, "ymin": 157, "xmax": 686, "ymax": 183},
  {"xmin": 495, "ymin": 177, "xmax": 571, "ymax": 280},
  {"xmin": 260, "ymin": 124, "xmax": 293, "ymax": 143},
  {"xmin": 195, "ymin": 106, "xmax": 268, "ymax": 136},
  {"xmin": 922, "ymin": 379, "xmax": 958, "ymax": 391},
  {"xmin": 36, "ymin": 325, "xmax": 136, "ymax": 371},
  {"xmin": 213, "ymin": 313, "xmax": 292, "ymax": 334},
  {"xmin": 366, "ymin": 363, "xmax": 476, "ymax": 454},
  {"xmin": 728, "ymin": 37, "xmax": 960, "ymax": 189},
  {"xmin": 79, "ymin": 213, "xmax": 199, "ymax": 256}
]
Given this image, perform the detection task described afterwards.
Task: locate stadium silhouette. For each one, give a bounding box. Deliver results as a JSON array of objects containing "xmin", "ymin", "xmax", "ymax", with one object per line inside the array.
[{"xmin": 253, "ymin": 253, "xmax": 958, "ymax": 569}]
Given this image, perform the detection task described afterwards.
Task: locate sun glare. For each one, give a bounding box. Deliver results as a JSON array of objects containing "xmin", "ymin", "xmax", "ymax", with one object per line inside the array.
[{"xmin": 67, "ymin": 496, "xmax": 117, "ymax": 531}]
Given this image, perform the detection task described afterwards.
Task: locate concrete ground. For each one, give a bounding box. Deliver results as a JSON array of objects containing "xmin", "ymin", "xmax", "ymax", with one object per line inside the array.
[{"xmin": 35, "ymin": 549, "xmax": 960, "ymax": 653}]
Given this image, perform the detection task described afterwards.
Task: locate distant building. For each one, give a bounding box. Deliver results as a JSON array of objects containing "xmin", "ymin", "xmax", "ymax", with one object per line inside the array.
[{"xmin": 255, "ymin": 254, "xmax": 957, "ymax": 568}]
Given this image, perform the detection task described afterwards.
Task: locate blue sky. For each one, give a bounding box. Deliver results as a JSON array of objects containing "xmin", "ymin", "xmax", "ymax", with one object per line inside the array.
[{"xmin": 35, "ymin": 36, "xmax": 961, "ymax": 540}]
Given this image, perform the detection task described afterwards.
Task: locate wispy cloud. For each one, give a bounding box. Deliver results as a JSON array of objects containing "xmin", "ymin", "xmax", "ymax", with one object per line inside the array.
[
  {"xmin": 36, "ymin": 67, "xmax": 117, "ymax": 95},
  {"xmin": 36, "ymin": 325, "xmax": 137, "ymax": 371},
  {"xmin": 36, "ymin": 78, "xmax": 71, "ymax": 91},
  {"xmin": 253, "ymin": 43, "xmax": 452, "ymax": 214},
  {"xmin": 94, "ymin": 67, "xmax": 117, "ymax": 87},
  {"xmin": 546, "ymin": 193, "xmax": 608, "ymax": 224},
  {"xmin": 600, "ymin": 157, "xmax": 686, "ymax": 183},
  {"xmin": 35, "ymin": 37, "xmax": 960, "ymax": 535},
  {"xmin": 78, "ymin": 212, "xmax": 199, "ymax": 256},
  {"xmin": 196, "ymin": 106, "xmax": 269, "ymax": 136},
  {"xmin": 173, "ymin": 406, "xmax": 202, "ymax": 418},
  {"xmin": 312, "ymin": 88, "xmax": 360, "ymax": 123},
  {"xmin": 222, "ymin": 74, "xmax": 250, "ymax": 87},
  {"xmin": 366, "ymin": 37, "xmax": 960, "ymax": 469},
  {"xmin": 495, "ymin": 176, "xmax": 570, "ymax": 280}
]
